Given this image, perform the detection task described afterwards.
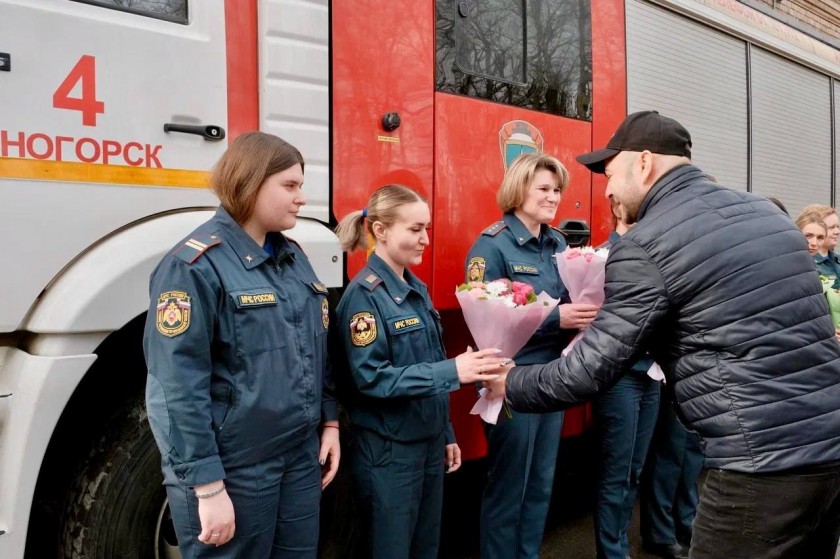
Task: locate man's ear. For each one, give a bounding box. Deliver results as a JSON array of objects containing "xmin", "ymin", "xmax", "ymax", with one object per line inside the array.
[{"xmin": 639, "ymin": 150, "xmax": 655, "ymax": 185}]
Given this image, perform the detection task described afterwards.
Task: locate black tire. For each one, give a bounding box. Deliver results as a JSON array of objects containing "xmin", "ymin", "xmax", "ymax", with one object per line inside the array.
[{"xmin": 59, "ymin": 395, "xmax": 179, "ymax": 559}]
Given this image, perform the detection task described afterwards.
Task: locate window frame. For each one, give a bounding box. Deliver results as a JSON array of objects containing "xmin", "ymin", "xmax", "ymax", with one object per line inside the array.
[{"xmin": 70, "ymin": 0, "xmax": 189, "ymax": 25}]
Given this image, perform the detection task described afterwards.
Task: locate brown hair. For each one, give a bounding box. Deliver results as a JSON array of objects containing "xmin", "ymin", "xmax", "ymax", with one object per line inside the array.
[
  {"xmin": 210, "ymin": 132, "xmax": 304, "ymax": 224},
  {"xmin": 496, "ymin": 153, "xmax": 570, "ymax": 213},
  {"xmin": 335, "ymin": 185, "xmax": 426, "ymax": 252}
]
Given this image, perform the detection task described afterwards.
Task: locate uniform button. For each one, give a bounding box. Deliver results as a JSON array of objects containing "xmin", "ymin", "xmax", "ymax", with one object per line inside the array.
[{"xmin": 177, "ymin": 472, "xmax": 186, "ymax": 480}]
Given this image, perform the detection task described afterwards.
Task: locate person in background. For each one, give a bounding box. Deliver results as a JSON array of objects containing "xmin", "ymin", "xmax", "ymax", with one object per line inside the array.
[
  {"xmin": 334, "ymin": 184, "xmax": 507, "ymax": 559},
  {"xmin": 640, "ymin": 397, "xmax": 703, "ymax": 559},
  {"xmin": 464, "ymin": 153, "xmax": 597, "ymax": 559},
  {"xmin": 796, "ymin": 211, "xmax": 840, "ymax": 342},
  {"xmin": 595, "ymin": 199, "xmax": 661, "ymax": 559},
  {"xmin": 143, "ymin": 132, "xmax": 340, "ymax": 558},
  {"xmin": 799, "ymin": 205, "xmax": 840, "ymax": 288},
  {"xmin": 795, "ymin": 213, "xmax": 828, "ymax": 257}
]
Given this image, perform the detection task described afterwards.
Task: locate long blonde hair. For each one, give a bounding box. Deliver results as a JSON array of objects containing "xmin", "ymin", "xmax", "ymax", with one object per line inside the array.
[{"xmin": 335, "ymin": 184, "xmax": 427, "ymax": 252}]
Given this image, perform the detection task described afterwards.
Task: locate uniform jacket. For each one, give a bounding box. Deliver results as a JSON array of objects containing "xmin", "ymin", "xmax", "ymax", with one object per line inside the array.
[
  {"xmin": 506, "ymin": 165, "xmax": 840, "ymax": 473},
  {"xmin": 336, "ymin": 253, "xmax": 458, "ymax": 443},
  {"xmin": 814, "ymin": 251, "xmax": 840, "ymax": 289},
  {"xmin": 144, "ymin": 207, "xmax": 337, "ymax": 487},
  {"xmin": 464, "ymin": 213, "xmax": 573, "ymax": 366}
]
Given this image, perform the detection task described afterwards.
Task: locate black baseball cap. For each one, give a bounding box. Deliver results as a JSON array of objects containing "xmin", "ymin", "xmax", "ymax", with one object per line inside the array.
[{"xmin": 576, "ymin": 111, "xmax": 692, "ymax": 174}]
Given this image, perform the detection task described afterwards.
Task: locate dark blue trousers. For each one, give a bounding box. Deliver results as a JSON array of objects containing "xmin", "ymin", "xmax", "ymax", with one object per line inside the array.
[
  {"xmin": 480, "ymin": 410, "xmax": 564, "ymax": 559},
  {"xmin": 350, "ymin": 428, "xmax": 445, "ymax": 559},
  {"xmin": 641, "ymin": 397, "xmax": 704, "ymax": 547},
  {"xmin": 594, "ymin": 374, "xmax": 660, "ymax": 559},
  {"xmin": 166, "ymin": 434, "xmax": 321, "ymax": 559}
]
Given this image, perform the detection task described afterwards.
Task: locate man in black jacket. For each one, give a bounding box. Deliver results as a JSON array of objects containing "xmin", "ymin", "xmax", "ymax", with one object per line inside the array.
[{"xmin": 495, "ymin": 111, "xmax": 840, "ymax": 559}]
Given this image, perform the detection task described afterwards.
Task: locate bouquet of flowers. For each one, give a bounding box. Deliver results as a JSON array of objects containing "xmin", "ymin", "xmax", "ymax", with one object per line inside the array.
[
  {"xmin": 557, "ymin": 246, "xmax": 609, "ymax": 352},
  {"xmin": 455, "ymin": 279, "xmax": 560, "ymax": 424},
  {"xmin": 557, "ymin": 246, "xmax": 664, "ymax": 381},
  {"xmin": 819, "ymin": 275, "xmax": 840, "ymax": 328}
]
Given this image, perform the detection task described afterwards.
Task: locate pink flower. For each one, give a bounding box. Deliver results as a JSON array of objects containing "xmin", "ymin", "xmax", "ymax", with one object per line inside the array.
[
  {"xmin": 565, "ymin": 248, "xmax": 582, "ymax": 260},
  {"xmin": 512, "ymin": 291, "xmax": 529, "ymax": 305},
  {"xmin": 511, "ymin": 281, "xmax": 534, "ymax": 296}
]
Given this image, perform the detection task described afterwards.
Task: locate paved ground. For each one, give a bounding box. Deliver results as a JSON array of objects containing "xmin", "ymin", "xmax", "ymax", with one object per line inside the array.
[{"xmin": 322, "ymin": 435, "xmax": 840, "ymax": 559}]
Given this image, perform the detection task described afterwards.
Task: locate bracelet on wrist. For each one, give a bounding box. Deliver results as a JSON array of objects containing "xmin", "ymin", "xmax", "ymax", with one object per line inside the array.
[
  {"xmin": 322, "ymin": 425, "xmax": 339, "ymax": 430},
  {"xmin": 195, "ymin": 485, "xmax": 226, "ymax": 499}
]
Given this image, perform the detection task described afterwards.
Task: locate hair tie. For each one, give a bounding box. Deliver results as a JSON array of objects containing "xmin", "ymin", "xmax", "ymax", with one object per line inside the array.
[{"xmin": 361, "ymin": 208, "xmax": 368, "ymax": 218}]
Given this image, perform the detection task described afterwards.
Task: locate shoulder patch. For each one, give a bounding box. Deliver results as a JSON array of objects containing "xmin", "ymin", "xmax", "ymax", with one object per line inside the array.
[
  {"xmin": 349, "ymin": 311, "xmax": 377, "ymax": 347},
  {"xmin": 321, "ymin": 298, "xmax": 330, "ymax": 329},
  {"xmin": 482, "ymin": 221, "xmax": 508, "ymax": 237},
  {"xmin": 361, "ymin": 273, "xmax": 383, "ymax": 291},
  {"xmin": 173, "ymin": 234, "xmax": 221, "ymax": 264},
  {"xmin": 156, "ymin": 291, "xmax": 191, "ymax": 337},
  {"xmin": 467, "ymin": 257, "xmax": 486, "ymax": 282}
]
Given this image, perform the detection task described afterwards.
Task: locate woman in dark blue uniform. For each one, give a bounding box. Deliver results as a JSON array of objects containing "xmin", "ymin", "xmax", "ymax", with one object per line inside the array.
[
  {"xmin": 143, "ymin": 132, "xmax": 340, "ymax": 558},
  {"xmin": 465, "ymin": 153, "xmax": 598, "ymax": 559},
  {"xmin": 334, "ymin": 184, "xmax": 507, "ymax": 559}
]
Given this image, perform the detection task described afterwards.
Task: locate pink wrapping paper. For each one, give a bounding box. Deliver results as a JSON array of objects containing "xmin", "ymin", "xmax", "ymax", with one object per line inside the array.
[
  {"xmin": 557, "ymin": 247, "xmax": 609, "ymax": 355},
  {"xmin": 456, "ymin": 288, "xmax": 560, "ymax": 424}
]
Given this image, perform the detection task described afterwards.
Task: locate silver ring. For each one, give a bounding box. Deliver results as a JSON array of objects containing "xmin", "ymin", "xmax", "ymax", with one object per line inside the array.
[{"xmin": 211, "ymin": 533, "xmax": 221, "ymax": 538}]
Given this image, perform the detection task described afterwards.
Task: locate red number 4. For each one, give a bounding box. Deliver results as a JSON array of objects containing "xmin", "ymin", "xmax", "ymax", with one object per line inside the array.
[{"xmin": 53, "ymin": 55, "xmax": 105, "ymax": 127}]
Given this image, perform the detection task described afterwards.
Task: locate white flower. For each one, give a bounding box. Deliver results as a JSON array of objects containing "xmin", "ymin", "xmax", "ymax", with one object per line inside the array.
[
  {"xmin": 594, "ymin": 247, "xmax": 610, "ymax": 259},
  {"xmin": 485, "ymin": 281, "xmax": 509, "ymax": 297}
]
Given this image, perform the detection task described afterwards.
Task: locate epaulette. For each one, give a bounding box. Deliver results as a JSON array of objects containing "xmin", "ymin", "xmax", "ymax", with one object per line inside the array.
[
  {"xmin": 360, "ymin": 272, "xmax": 383, "ymax": 291},
  {"xmin": 173, "ymin": 233, "xmax": 221, "ymax": 264},
  {"xmin": 481, "ymin": 221, "xmax": 508, "ymax": 237},
  {"xmin": 550, "ymin": 226, "xmax": 567, "ymax": 238}
]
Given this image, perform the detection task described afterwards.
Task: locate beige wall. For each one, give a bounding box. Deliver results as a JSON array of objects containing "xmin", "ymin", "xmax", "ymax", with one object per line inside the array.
[{"xmin": 752, "ymin": 0, "xmax": 840, "ymax": 40}]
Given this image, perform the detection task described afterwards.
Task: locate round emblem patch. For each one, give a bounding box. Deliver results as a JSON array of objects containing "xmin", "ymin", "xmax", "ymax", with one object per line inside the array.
[
  {"xmin": 468, "ymin": 257, "xmax": 486, "ymax": 282},
  {"xmin": 349, "ymin": 311, "xmax": 377, "ymax": 347},
  {"xmin": 156, "ymin": 291, "xmax": 191, "ymax": 337},
  {"xmin": 321, "ymin": 298, "xmax": 329, "ymax": 329}
]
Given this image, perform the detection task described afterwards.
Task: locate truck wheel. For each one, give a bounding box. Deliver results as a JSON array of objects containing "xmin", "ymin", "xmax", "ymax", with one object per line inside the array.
[{"xmin": 59, "ymin": 395, "xmax": 181, "ymax": 559}]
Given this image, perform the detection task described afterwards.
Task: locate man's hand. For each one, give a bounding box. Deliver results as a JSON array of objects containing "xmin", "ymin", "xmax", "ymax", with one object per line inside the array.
[
  {"xmin": 483, "ymin": 359, "xmax": 515, "ymax": 401},
  {"xmin": 559, "ymin": 303, "xmax": 599, "ymax": 329}
]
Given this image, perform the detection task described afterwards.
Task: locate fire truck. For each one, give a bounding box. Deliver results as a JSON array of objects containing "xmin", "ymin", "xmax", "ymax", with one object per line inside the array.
[{"xmin": 1, "ymin": 0, "xmax": 839, "ymax": 557}]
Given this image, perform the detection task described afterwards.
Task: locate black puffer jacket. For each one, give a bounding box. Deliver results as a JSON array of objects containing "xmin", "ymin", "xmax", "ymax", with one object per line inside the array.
[{"xmin": 507, "ymin": 165, "xmax": 840, "ymax": 473}]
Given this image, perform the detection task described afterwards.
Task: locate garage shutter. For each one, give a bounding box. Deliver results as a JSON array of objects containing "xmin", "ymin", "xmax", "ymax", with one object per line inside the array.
[
  {"xmin": 750, "ymin": 47, "xmax": 832, "ymax": 218},
  {"xmin": 626, "ymin": 0, "xmax": 749, "ymax": 190}
]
